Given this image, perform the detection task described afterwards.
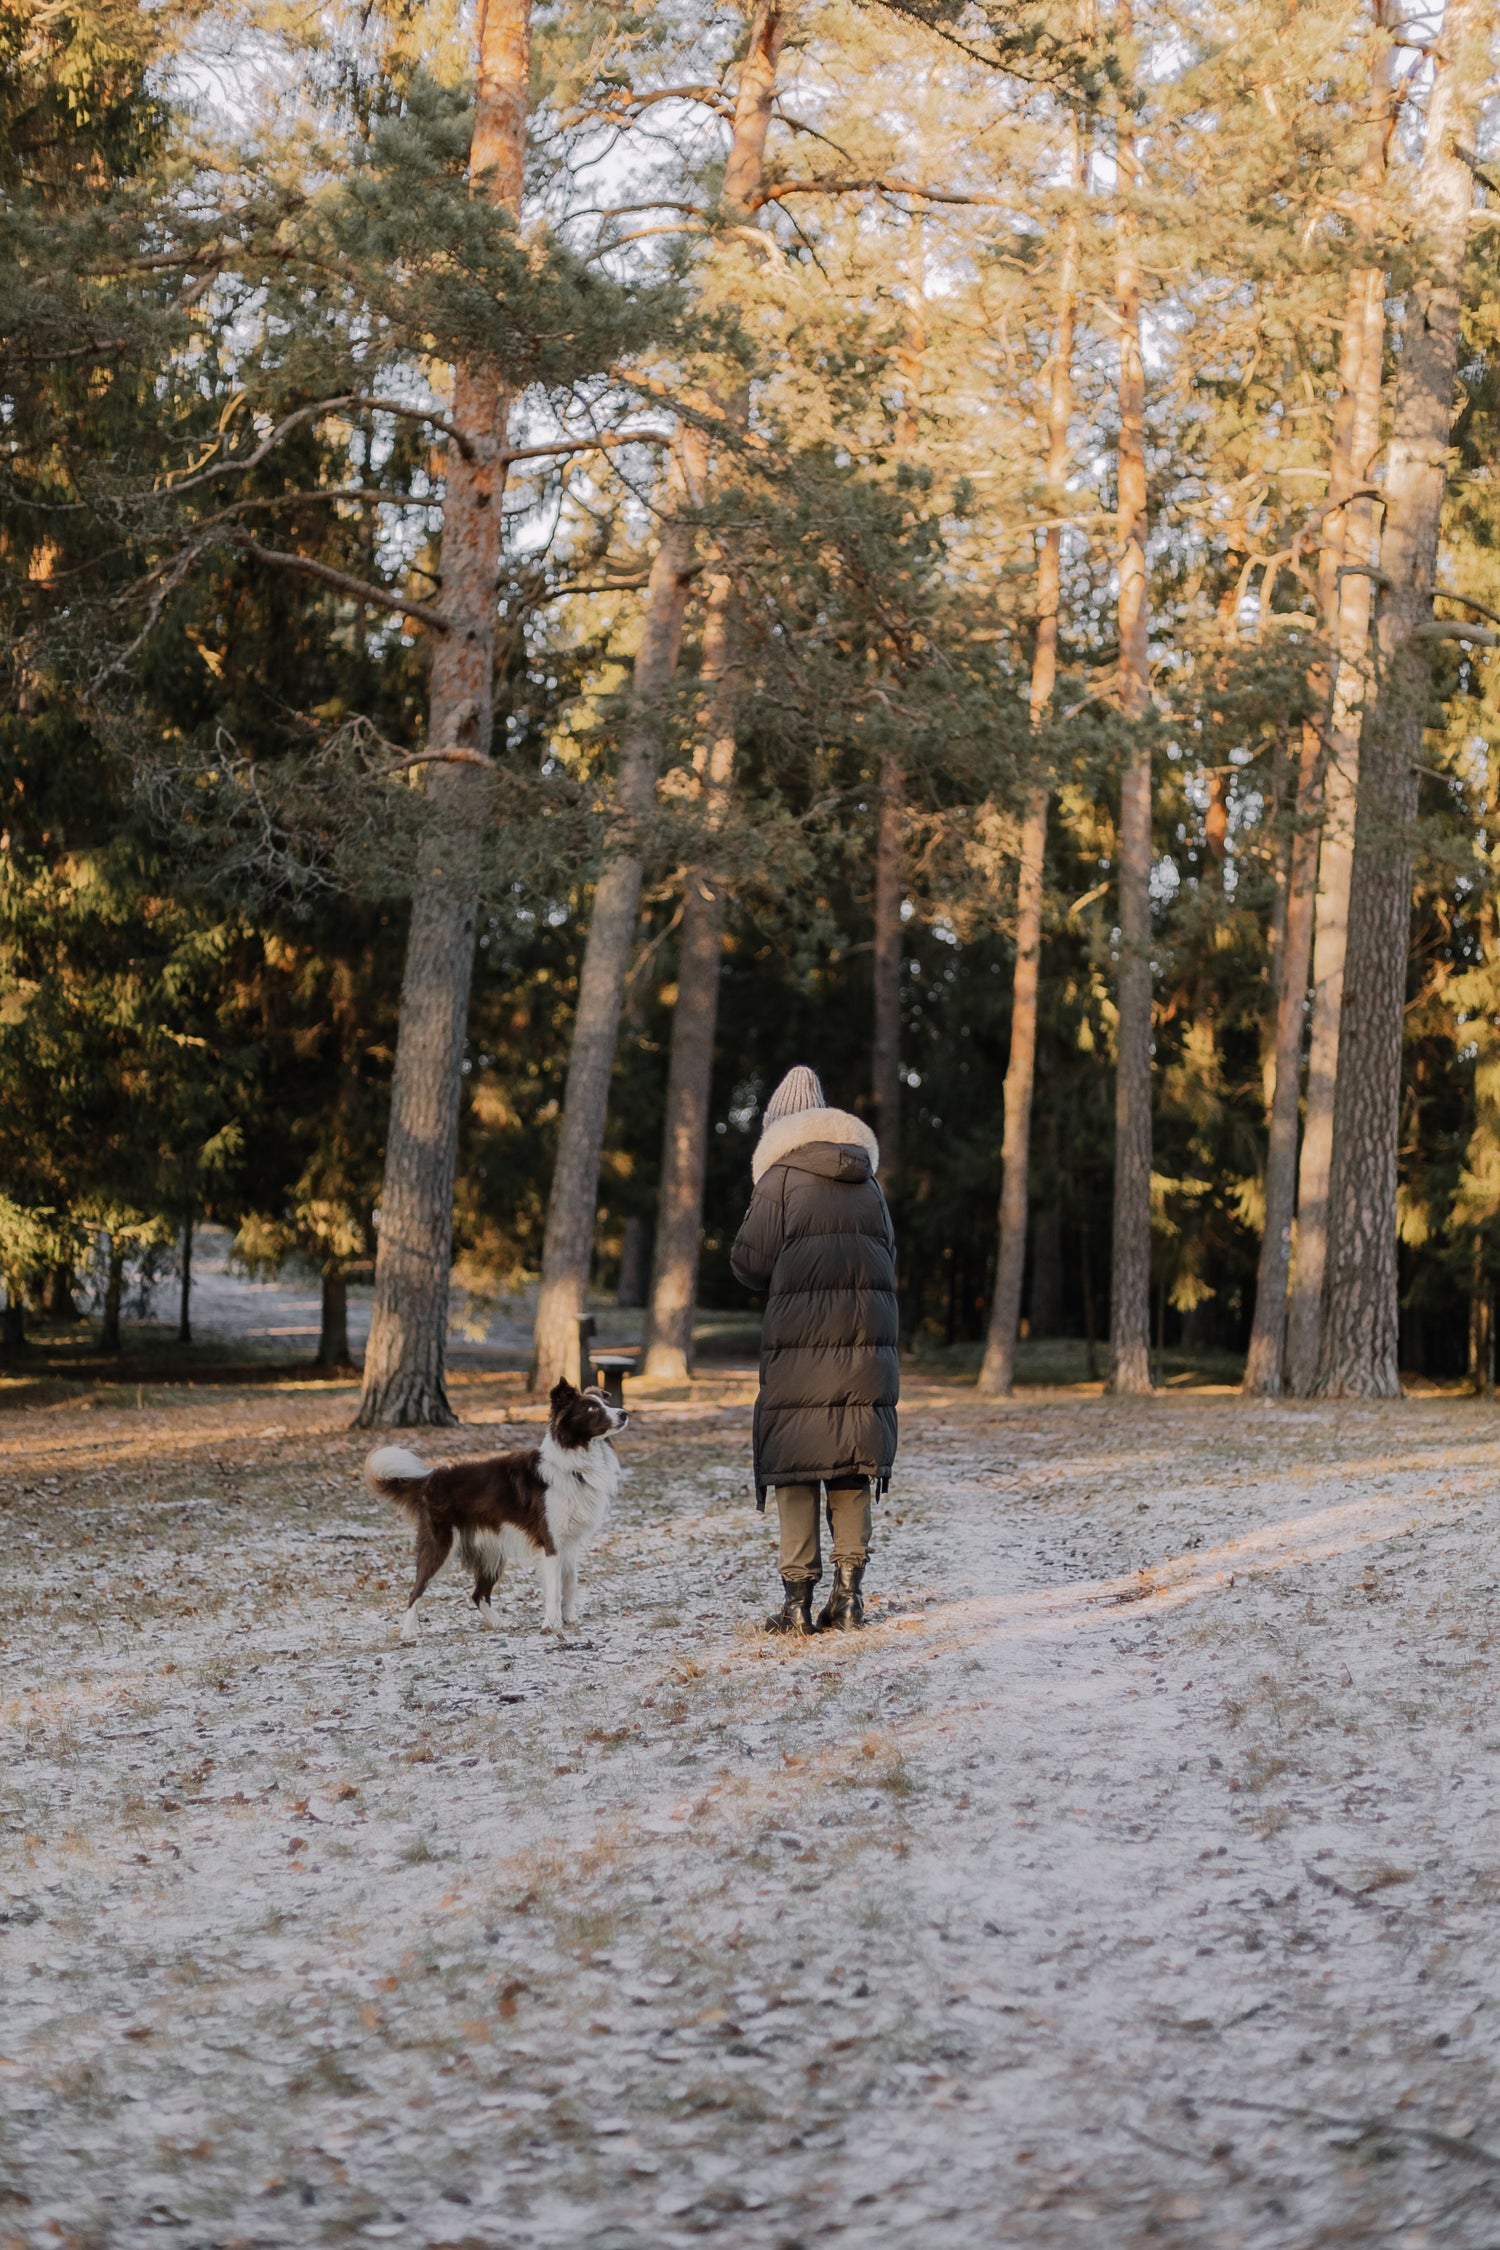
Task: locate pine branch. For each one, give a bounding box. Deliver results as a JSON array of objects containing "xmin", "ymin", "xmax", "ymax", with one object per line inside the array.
[
  {"xmin": 1435, "ymin": 591, "xmax": 1500, "ymax": 632},
  {"xmin": 752, "ymin": 176, "xmax": 1015, "ymax": 211},
  {"xmin": 1413, "ymin": 622, "xmax": 1500, "ymax": 646},
  {"xmin": 228, "ymin": 540, "xmax": 452, "ymax": 632},
  {"xmin": 166, "ymin": 395, "xmax": 475, "ymax": 495},
  {"xmin": 501, "ymin": 429, "xmax": 674, "ymax": 465},
  {"xmin": 857, "ymin": 0, "xmax": 1085, "ymax": 90}
]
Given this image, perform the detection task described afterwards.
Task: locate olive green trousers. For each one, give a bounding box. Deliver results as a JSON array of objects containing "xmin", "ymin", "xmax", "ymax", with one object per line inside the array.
[{"xmin": 774, "ymin": 1478, "xmax": 872, "ymax": 1584}]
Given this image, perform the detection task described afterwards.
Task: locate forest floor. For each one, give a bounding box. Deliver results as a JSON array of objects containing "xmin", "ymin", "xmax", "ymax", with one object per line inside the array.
[{"xmin": 3, "ymin": 1370, "xmax": 1500, "ymax": 2249}]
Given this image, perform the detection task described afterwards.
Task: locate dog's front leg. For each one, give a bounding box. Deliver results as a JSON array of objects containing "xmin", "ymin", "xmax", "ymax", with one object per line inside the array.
[
  {"xmin": 560, "ymin": 1549, "xmax": 580, "ymax": 1627},
  {"xmin": 540, "ymin": 1552, "xmax": 564, "ymax": 1632}
]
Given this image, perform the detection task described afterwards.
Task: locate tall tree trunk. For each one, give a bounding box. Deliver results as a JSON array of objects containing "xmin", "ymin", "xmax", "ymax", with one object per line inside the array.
[
  {"xmin": 1316, "ymin": 0, "xmax": 1482, "ymax": 1397},
  {"xmin": 639, "ymin": 591, "xmax": 741, "ymax": 1379},
  {"xmin": 871, "ymin": 752, "xmax": 905, "ymax": 1183},
  {"xmin": 1469, "ymin": 1242, "xmax": 1493, "ymax": 1398},
  {"xmin": 617, "ymin": 1215, "xmax": 651, "ymax": 1307},
  {"xmin": 317, "ymin": 1263, "xmax": 351, "ymax": 1370},
  {"xmin": 1080, "ymin": 1223, "xmax": 1097, "ymax": 1379},
  {"xmin": 1284, "ymin": 270, "xmax": 1387, "ymax": 1390},
  {"xmin": 528, "ymin": 468, "xmax": 701, "ymax": 1390},
  {"xmin": 177, "ymin": 1212, "xmax": 193, "ymax": 1344},
  {"xmin": 99, "ymin": 1239, "xmax": 124, "ymax": 1356},
  {"xmin": 357, "ymin": 0, "xmax": 529, "ymax": 1428},
  {"xmin": 636, "ymin": 0, "xmax": 787, "ymax": 1385},
  {"xmin": 1108, "ymin": 17, "xmax": 1153, "ymax": 1397},
  {"xmin": 1284, "ymin": 16, "xmax": 1396, "ymax": 1394},
  {"xmin": 1028, "ymin": 1206, "xmax": 1064, "ymax": 1335},
  {"xmin": 1242, "ymin": 719, "xmax": 1325, "ymax": 1392},
  {"xmin": 870, "ymin": 281, "xmax": 926, "ymax": 1191},
  {"xmin": 1242, "ymin": 290, "xmax": 1370, "ymax": 1393},
  {"xmin": 979, "ymin": 130, "xmax": 1079, "ymax": 1399}
]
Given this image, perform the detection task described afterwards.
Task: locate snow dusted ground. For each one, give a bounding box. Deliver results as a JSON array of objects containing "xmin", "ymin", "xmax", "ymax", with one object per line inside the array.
[
  {"xmin": 3, "ymin": 1373, "xmax": 1500, "ymax": 2248},
  {"xmin": 181, "ymin": 1231, "xmax": 540, "ymax": 1367}
]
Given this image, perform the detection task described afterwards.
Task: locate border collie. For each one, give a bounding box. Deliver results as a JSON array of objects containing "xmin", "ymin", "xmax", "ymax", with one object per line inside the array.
[{"xmin": 364, "ymin": 1380, "xmax": 626, "ymax": 1639}]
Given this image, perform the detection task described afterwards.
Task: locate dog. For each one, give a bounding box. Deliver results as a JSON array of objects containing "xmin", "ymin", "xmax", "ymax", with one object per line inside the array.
[{"xmin": 364, "ymin": 1380, "xmax": 627, "ymax": 1639}]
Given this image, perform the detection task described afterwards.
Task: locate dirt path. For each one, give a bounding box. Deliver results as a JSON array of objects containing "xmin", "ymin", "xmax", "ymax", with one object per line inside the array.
[{"xmin": 2, "ymin": 1378, "xmax": 1499, "ymax": 2247}]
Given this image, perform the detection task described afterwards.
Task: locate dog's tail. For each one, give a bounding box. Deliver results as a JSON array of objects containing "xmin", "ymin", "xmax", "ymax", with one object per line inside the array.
[{"xmin": 364, "ymin": 1445, "xmax": 432, "ymax": 1511}]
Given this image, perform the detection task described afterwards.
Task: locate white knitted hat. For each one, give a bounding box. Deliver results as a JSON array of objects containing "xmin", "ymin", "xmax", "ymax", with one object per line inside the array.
[{"xmin": 764, "ymin": 1066, "xmax": 826, "ymax": 1125}]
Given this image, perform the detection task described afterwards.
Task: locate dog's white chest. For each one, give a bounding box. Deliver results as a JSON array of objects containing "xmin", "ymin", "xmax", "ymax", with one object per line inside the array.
[{"xmin": 540, "ymin": 1435, "xmax": 618, "ymax": 1545}]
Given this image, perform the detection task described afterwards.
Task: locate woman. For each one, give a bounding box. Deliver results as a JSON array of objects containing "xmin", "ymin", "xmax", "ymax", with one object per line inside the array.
[{"xmin": 730, "ymin": 1066, "xmax": 899, "ymax": 1634}]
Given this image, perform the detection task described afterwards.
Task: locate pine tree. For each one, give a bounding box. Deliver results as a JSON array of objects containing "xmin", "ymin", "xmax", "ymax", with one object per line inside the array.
[
  {"xmin": 633, "ymin": 0, "xmax": 789, "ymax": 1386},
  {"xmin": 1281, "ymin": 14, "xmax": 1397, "ymax": 1394},
  {"xmin": 355, "ymin": 0, "xmax": 532, "ymax": 1425},
  {"xmin": 1316, "ymin": 0, "xmax": 1487, "ymax": 1396},
  {"xmin": 979, "ymin": 94, "xmax": 1083, "ymax": 1399},
  {"xmin": 1107, "ymin": 0, "xmax": 1153, "ymax": 1394}
]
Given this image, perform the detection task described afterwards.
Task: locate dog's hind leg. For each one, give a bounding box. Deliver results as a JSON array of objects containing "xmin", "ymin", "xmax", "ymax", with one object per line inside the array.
[
  {"xmin": 540, "ymin": 1551, "xmax": 563, "ymax": 1632},
  {"xmin": 559, "ymin": 1548, "xmax": 580, "ymax": 1628},
  {"xmin": 401, "ymin": 1520, "xmax": 452, "ymax": 1640},
  {"xmin": 471, "ymin": 1560, "xmax": 503, "ymax": 1630}
]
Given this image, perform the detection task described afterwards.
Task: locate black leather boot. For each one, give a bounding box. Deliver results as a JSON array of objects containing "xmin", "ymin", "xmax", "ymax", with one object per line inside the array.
[
  {"xmin": 818, "ymin": 1560, "xmax": 866, "ymax": 1631},
  {"xmin": 765, "ymin": 1577, "xmax": 815, "ymax": 1635}
]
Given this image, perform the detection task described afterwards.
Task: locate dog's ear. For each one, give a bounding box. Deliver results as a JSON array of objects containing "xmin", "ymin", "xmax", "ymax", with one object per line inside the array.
[{"xmin": 549, "ymin": 1378, "xmax": 577, "ymax": 1409}]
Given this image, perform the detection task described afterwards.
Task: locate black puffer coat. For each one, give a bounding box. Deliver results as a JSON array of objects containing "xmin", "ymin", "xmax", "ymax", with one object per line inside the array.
[{"xmin": 730, "ymin": 1106, "xmax": 899, "ymax": 1505}]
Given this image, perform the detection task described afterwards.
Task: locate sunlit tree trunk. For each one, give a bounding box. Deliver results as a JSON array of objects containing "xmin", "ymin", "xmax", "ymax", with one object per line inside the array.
[
  {"xmin": 1284, "ymin": 273, "xmax": 1386, "ymax": 1391},
  {"xmin": 638, "ymin": 648, "xmax": 738, "ymax": 1382},
  {"xmin": 1315, "ymin": 0, "xmax": 1483, "ymax": 1397},
  {"xmin": 979, "ymin": 130, "xmax": 1079, "ymax": 1400},
  {"xmin": 358, "ymin": 0, "xmax": 529, "ymax": 1427},
  {"xmin": 1242, "ymin": 722, "xmax": 1325, "ymax": 1393},
  {"xmin": 1243, "ymin": 284, "xmax": 1368, "ymax": 1395},
  {"xmin": 1283, "ymin": 15, "xmax": 1395, "ymax": 1395},
  {"xmin": 1108, "ymin": 12, "xmax": 1153, "ymax": 1396},
  {"xmin": 528, "ymin": 448, "xmax": 702, "ymax": 1390},
  {"xmin": 637, "ymin": 0, "xmax": 787, "ymax": 1384}
]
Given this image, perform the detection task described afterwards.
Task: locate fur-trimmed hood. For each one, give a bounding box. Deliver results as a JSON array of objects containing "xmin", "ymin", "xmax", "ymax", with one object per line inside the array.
[{"xmin": 751, "ymin": 1104, "xmax": 880, "ymax": 1186}]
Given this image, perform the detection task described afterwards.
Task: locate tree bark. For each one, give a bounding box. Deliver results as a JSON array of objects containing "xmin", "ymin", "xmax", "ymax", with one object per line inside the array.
[
  {"xmin": 872, "ymin": 741, "xmax": 905, "ymax": 1185},
  {"xmin": 99, "ymin": 1239, "xmax": 124, "ymax": 1356},
  {"xmin": 640, "ymin": 586, "xmax": 740, "ymax": 1379},
  {"xmin": 177, "ymin": 1212, "xmax": 193, "ymax": 1344},
  {"xmin": 1241, "ymin": 719, "xmax": 1324, "ymax": 1393},
  {"xmin": 617, "ymin": 1215, "xmax": 651, "ymax": 1307},
  {"xmin": 636, "ymin": 0, "xmax": 787, "ymax": 1385},
  {"xmin": 1315, "ymin": 0, "xmax": 1482, "ymax": 1397},
  {"xmin": 1028, "ymin": 1206, "xmax": 1064, "ymax": 1336},
  {"xmin": 870, "ymin": 280, "xmax": 927, "ymax": 1191},
  {"xmin": 358, "ymin": 0, "xmax": 529, "ymax": 1428},
  {"xmin": 317, "ymin": 1262, "xmax": 351, "ymax": 1370},
  {"xmin": 1284, "ymin": 267, "xmax": 1387, "ymax": 1391},
  {"xmin": 1284, "ymin": 17, "xmax": 1395, "ymax": 1394},
  {"xmin": 528, "ymin": 470, "xmax": 701, "ymax": 1390},
  {"xmin": 1108, "ymin": 20, "xmax": 1154, "ymax": 1397},
  {"xmin": 1243, "ymin": 284, "xmax": 1371, "ymax": 1395},
  {"xmin": 1469, "ymin": 1247, "xmax": 1493, "ymax": 1398},
  {"xmin": 1247, "ymin": 304, "xmax": 1373, "ymax": 1400},
  {"xmin": 979, "ymin": 124, "xmax": 1078, "ymax": 1399}
]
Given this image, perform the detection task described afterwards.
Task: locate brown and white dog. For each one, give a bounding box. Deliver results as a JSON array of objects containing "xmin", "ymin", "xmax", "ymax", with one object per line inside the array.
[{"xmin": 364, "ymin": 1380, "xmax": 627, "ymax": 1639}]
